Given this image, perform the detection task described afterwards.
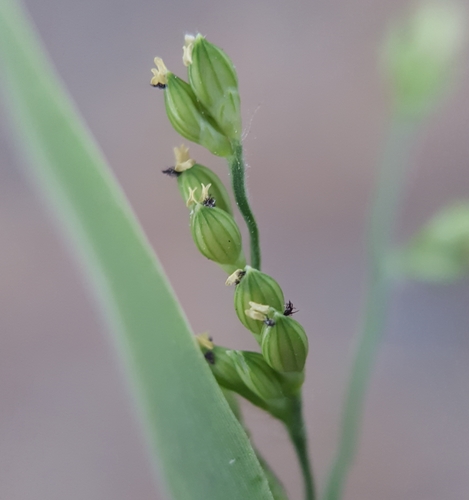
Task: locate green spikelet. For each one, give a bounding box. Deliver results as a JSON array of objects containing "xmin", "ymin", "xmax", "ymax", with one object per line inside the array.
[
  {"xmin": 190, "ymin": 203, "xmax": 245, "ymax": 271},
  {"xmin": 261, "ymin": 313, "xmax": 309, "ymax": 373},
  {"xmin": 233, "ymin": 266, "xmax": 284, "ymax": 338},
  {"xmin": 186, "ymin": 34, "xmax": 242, "ymax": 140},
  {"xmin": 178, "ymin": 164, "xmax": 233, "ymax": 214}
]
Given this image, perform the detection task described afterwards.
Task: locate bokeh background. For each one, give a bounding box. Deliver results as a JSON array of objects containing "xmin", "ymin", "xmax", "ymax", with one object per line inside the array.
[{"xmin": 1, "ymin": 0, "xmax": 469, "ymax": 499}]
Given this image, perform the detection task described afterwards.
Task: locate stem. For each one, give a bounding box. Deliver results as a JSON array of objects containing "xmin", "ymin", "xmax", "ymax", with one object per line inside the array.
[
  {"xmin": 228, "ymin": 141, "xmax": 261, "ymax": 270},
  {"xmin": 322, "ymin": 117, "xmax": 419, "ymax": 500},
  {"xmin": 286, "ymin": 396, "xmax": 316, "ymax": 500}
]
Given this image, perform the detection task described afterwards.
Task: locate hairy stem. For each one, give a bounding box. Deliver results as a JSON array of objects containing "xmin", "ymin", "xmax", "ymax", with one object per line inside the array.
[
  {"xmin": 228, "ymin": 141, "xmax": 261, "ymax": 270},
  {"xmin": 322, "ymin": 117, "xmax": 419, "ymax": 500},
  {"xmin": 286, "ymin": 396, "xmax": 316, "ymax": 500}
]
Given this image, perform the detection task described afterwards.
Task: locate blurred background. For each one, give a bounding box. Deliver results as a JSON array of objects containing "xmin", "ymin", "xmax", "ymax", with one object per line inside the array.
[{"xmin": 1, "ymin": 0, "xmax": 469, "ymax": 498}]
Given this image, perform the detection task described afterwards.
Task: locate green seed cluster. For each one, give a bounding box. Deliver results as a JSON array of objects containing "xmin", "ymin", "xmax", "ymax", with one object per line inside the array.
[
  {"xmin": 232, "ymin": 268, "xmax": 309, "ymax": 374},
  {"xmin": 154, "ymin": 34, "xmax": 309, "ymax": 420},
  {"xmin": 152, "ymin": 34, "xmax": 241, "ymax": 157}
]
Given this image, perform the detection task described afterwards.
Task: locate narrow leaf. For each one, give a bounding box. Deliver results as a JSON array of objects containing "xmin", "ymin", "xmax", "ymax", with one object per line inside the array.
[{"xmin": 0, "ymin": 1, "xmax": 274, "ymax": 499}]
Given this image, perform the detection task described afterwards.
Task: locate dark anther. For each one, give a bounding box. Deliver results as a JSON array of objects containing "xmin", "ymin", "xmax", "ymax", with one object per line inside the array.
[
  {"xmin": 203, "ymin": 196, "xmax": 216, "ymax": 208},
  {"xmin": 204, "ymin": 350, "xmax": 215, "ymax": 365},
  {"xmin": 264, "ymin": 318, "xmax": 276, "ymax": 327},
  {"xmin": 284, "ymin": 300, "xmax": 298, "ymax": 316},
  {"xmin": 151, "ymin": 82, "xmax": 167, "ymax": 89},
  {"xmin": 234, "ymin": 271, "xmax": 246, "ymax": 285},
  {"xmin": 162, "ymin": 167, "xmax": 181, "ymax": 177}
]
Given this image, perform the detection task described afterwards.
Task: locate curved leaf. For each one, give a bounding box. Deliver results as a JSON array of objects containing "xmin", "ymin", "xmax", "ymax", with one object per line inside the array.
[{"xmin": 0, "ymin": 1, "xmax": 274, "ymax": 499}]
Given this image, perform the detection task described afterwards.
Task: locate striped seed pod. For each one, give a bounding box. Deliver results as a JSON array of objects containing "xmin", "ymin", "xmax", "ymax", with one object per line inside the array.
[
  {"xmin": 196, "ymin": 337, "xmax": 268, "ymax": 412},
  {"xmin": 228, "ymin": 350, "xmax": 285, "ymax": 405},
  {"xmin": 261, "ymin": 312, "xmax": 309, "ymax": 373},
  {"xmin": 151, "ymin": 58, "xmax": 232, "ymax": 157},
  {"xmin": 232, "ymin": 266, "xmax": 284, "ymax": 338},
  {"xmin": 178, "ymin": 164, "xmax": 233, "ymax": 215},
  {"xmin": 190, "ymin": 202, "xmax": 245, "ymax": 271},
  {"xmin": 185, "ymin": 34, "xmax": 242, "ymax": 141}
]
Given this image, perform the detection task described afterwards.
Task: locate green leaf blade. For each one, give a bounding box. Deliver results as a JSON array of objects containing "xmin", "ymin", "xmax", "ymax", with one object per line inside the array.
[{"xmin": 0, "ymin": 1, "xmax": 274, "ymax": 499}]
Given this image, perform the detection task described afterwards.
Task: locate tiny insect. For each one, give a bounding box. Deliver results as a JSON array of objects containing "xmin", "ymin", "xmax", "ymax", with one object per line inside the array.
[
  {"xmin": 203, "ymin": 195, "xmax": 216, "ymax": 208},
  {"xmin": 264, "ymin": 318, "xmax": 276, "ymax": 327},
  {"xmin": 283, "ymin": 300, "xmax": 298, "ymax": 316}
]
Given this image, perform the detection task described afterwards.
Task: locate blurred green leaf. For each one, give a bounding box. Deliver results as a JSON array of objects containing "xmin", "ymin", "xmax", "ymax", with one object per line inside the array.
[
  {"xmin": 397, "ymin": 203, "xmax": 469, "ymax": 282},
  {"xmin": 0, "ymin": 1, "xmax": 275, "ymax": 499},
  {"xmin": 381, "ymin": 2, "xmax": 465, "ymax": 117}
]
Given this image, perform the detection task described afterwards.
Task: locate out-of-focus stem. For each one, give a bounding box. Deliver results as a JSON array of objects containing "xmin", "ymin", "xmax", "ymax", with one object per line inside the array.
[{"xmin": 322, "ymin": 116, "xmax": 419, "ymax": 500}]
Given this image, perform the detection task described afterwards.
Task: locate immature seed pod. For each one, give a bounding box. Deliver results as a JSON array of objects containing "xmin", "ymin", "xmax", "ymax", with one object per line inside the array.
[
  {"xmin": 185, "ymin": 34, "xmax": 242, "ymax": 141},
  {"xmin": 164, "ymin": 73, "xmax": 233, "ymax": 157},
  {"xmin": 261, "ymin": 312, "xmax": 309, "ymax": 373},
  {"xmin": 190, "ymin": 203, "xmax": 245, "ymax": 269},
  {"xmin": 178, "ymin": 164, "xmax": 233, "ymax": 215},
  {"xmin": 151, "ymin": 58, "xmax": 232, "ymax": 156},
  {"xmin": 196, "ymin": 338, "xmax": 268, "ymax": 411},
  {"xmin": 233, "ymin": 266, "xmax": 284, "ymax": 337},
  {"xmin": 228, "ymin": 350, "xmax": 285, "ymax": 404},
  {"xmin": 204, "ymin": 346, "xmax": 246, "ymax": 394}
]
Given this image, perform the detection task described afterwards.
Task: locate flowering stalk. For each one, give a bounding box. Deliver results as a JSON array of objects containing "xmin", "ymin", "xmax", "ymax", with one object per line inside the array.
[{"xmin": 153, "ymin": 33, "xmax": 314, "ymax": 500}]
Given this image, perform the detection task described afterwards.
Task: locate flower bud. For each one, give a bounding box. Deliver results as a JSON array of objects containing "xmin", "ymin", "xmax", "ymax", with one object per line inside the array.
[
  {"xmin": 228, "ymin": 350, "xmax": 285, "ymax": 404},
  {"xmin": 171, "ymin": 147, "xmax": 233, "ymax": 214},
  {"xmin": 382, "ymin": 3, "xmax": 465, "ymax": 117},
  {"xmin": 232, "ymin": 266, "xmax": 284, "ymax": 338},
  {"xmin": 261, "ymin": 312, "xmax": 309, "ymax": 373},
  {"xmin": 190, "ymin": 201, "xmax": 245, "ymax": 271},
  {"xmin": 186, "ymin": 34, "xmax": 242, "ymax": 141},
  {"xmin": 151, "ymin": 58, "xmax": 233, "ymax": 156}
]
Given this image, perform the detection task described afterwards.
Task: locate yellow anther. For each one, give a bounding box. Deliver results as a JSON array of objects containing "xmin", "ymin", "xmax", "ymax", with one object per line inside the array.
[
  {"xmin": 245, "ymin": 302, "xmax": 271, "ymax": 322},
  {"xmin": 248, "ymin": 302, "xmax": 271, "ymax": 314},
  {"xmin": 186, "ymin": 186, "xmax": 198, "ymax": 207},
  {"xmin": 200, "ymin": 183, "xmax": 212, "ymax": 201},
  {"xmin": 182, "ymin": 34, "xmax": 195, "ymax": 67},
  {"xmin": 196, "ymin": 333, "xmax": 214, "ymax": 350},
  {"xmin": 245, "ymin": 309, "xmax": 267, "ymax": 322},
  {"xmin": 173, "ymin": 144, "xmax": 195, "ymax": 172},
  {"xmin": 225, "ymin": 269, "xmax": 245, "ymax": 286},
  {"xmin": 150, "ymin": 57, "xmax": 169, "ymax": 87}
]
